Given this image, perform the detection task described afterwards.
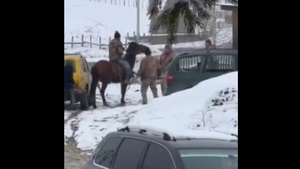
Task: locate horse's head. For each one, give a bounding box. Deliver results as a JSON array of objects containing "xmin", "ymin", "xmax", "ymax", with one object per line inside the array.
[
  {"xmin": 125, "ymin": 42, "xmax": 152, "ymax": 69},
  {"xmin": 126, "ymin": 42, "xmax": 151, "ymax": 56}
]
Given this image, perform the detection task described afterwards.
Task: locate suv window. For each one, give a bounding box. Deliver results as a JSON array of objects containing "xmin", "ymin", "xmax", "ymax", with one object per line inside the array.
[
  {"xmin": 141, "ymin": 143, "xmax": 175, "ymax": 169},
  {"xmin": 81, "ymin": 59, "xmax": 87, "ymax": 72},
  {"xmin": 94, "ymin": 137, "xmax": 122, "ymax": 168},
  {"xmin": 205, "ymin": 54, "xmax": 236, "ymax": 72},
  {"xmin": 113, "ymin": 138, "xmax": 148, "ymax": 169},
  {"xmin": 176, "ymin": 55, "xmax": 205, "ymax": 72}
]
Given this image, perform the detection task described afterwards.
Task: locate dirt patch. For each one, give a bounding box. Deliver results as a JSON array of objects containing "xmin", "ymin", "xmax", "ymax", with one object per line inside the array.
[{"xmin": 64, "ymin": 144, "xmax": 92, "ymax": 169}]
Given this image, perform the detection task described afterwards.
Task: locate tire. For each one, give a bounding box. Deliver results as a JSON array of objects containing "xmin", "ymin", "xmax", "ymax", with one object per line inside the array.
[{"xmin": 80, "ymin": 92, "xmax": 89, "ymax": 110}]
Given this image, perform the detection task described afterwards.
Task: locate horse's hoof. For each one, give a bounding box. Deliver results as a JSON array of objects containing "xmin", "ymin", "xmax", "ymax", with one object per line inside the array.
[
  {"xmin": 121, "ymin": 101, "xmax": 125, "ymax": 105},
  {"xmin": 103, "ymin": 102, "xmax": 108, "ymax": 106}
]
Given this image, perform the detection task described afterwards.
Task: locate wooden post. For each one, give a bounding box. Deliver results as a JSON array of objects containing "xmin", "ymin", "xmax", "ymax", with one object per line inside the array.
[
  {"xmin": 99, "ymin": 37, "xmax": 102, "ymax": 49},
  {"xmin": 143, "ymin": 32, "xmax": 145, "ymax": 36},
  {"xmin": 71, "ymin": 36, "xmax": 74, "ymax": 48},
  {"xmin": 124, "ymin": 0, "xmax": 125, "ymax": 6},
  {"xmin": 127, "ymin": 32, "xmax": 129, "ymax": 38},
  {"xmin": 90, "ymin": 35, "xmax": 92, "ymax": 48},
  {"xmin": 125, "ymin": 38, "xmax": 128, "ymax": 49},
  {"xmin": 109, "ymin": 37, "xmax": 111, "ymax": 44},
  {"xmin": 81, "ymin": 34, "xmax": 84, "ymax": 47},
  {"xmin": 111, "ymin": 0, "xmax": 112, "ymax": 4},
  {"xmin": 232, "ymin": 8, "xmax": 238, "ymax": 49}
]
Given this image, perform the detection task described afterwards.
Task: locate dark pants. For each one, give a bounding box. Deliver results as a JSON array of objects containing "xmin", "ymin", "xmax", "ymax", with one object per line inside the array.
[
  {"xmin": 65, "ymin": 88, "xmax": 75, "ymax": 106},
  {"xmin": 111, "ymin": 59, "xmax": 132, "ymax": 83}
]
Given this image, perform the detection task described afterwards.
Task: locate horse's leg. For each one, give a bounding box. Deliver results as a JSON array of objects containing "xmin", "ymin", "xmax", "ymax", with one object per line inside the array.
[
  {"xmin": 120, "ymin": 83, "xmax": 127, "ymax": 105},
  {"xmin": 100, "ymin": 83, "xmax": 108, "ymax": 106}
]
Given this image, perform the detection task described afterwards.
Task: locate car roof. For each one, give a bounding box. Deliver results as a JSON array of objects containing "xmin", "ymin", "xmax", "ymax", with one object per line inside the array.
[
  {"xmin": 176, "ymin": 48, "xmax": 238, "ymax": 59},
  {"xmin": 107, "ymin": 131, "xmax": 237, "ymax": 150}
]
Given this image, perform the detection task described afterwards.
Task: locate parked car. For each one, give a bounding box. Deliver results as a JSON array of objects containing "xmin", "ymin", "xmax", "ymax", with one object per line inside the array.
[
  {"xmin": 64, "ymin": 53, "xmax": 92, "ymax": 110},
  {"xmin": 165, "ymin": 49, "xmax": 238, "ymax": 95},
  {"xmin": 82, "ymin": 125, "xmax": 238, "ymax": 169}
]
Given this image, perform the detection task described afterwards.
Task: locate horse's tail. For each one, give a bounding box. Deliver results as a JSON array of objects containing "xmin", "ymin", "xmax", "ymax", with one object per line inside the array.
[{"xmin": 89, "ymin": 66, "xmax": 99, "ymax": 99}]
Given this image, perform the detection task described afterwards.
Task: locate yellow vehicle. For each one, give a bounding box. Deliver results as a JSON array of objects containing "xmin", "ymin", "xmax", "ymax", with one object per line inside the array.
[{"xmin": 64, "ymin": 53, "xmax": 92, "ymax": 110}]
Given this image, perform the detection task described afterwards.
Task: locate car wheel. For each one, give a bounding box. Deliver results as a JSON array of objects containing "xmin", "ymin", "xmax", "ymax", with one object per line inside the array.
[{"xmin": 80, "ymin": 92, "xmax": 89, "ymax": 110}]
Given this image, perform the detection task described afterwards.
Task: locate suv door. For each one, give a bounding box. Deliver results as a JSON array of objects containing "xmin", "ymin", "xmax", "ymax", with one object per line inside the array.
[
  {"xmin": 201, "ymin": 53, "xmax": 237, "ymax": 81},
  {"xmin": 170, "ymin": 54, "xmax": 208, "ymax": 91},
  {"xmin": 141, "ymin": 142, "xmax": 175, "ymax": 169},
  {"xmin": 112, "ymin": 138, "xmax": 148, "ymax": 169}
]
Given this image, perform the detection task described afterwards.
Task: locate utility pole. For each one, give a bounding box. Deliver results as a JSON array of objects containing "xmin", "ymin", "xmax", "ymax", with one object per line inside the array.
[{"xmin": 136, "ymin": 0, "xmax": 140, "ymax": 41}]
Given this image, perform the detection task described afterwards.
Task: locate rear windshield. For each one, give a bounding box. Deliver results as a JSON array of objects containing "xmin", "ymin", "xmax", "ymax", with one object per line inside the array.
[
  {"xmin": 178, "ymin": 148, "xmax": 237, "ymax": 169},
  {"xmin": 64, "ymin": 60, "xmax": 76, "ymax": 72}
]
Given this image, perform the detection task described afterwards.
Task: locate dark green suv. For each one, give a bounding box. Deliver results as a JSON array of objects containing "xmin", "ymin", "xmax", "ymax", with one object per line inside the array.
[
  {"xmin": 82, "ymin": 126, "xmax": 238, "ymax": 169},
  {"xmin": 165, "ymin": 49, "xmax": 238, "ymax": 95}
]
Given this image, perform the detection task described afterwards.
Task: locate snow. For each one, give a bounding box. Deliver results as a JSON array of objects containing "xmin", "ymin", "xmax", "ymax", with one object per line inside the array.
[{"xmin": 65, "ymin": 72, "xmax": 238, "ymax": 150}]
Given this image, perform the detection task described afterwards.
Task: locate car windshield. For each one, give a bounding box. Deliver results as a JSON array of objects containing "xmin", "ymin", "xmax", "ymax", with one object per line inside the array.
[{"xmin": 178, "ymin": 148, "xmax": 237, "ymax": 169}]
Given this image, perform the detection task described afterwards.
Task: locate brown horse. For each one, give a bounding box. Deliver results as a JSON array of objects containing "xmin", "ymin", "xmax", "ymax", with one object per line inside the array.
[{"xmin": 89, "ymin": 42, "xmax": 151, "ymax": 108}]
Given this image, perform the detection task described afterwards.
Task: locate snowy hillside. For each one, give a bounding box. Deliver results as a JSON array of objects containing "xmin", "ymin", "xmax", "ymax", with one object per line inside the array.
[
  {"xmin": 65, "ymin": 72, "xmax": 238, "ymax": 150},
  {"xmin": 65, "ymin": 0, "xmax": 150, "ymax": 45}
]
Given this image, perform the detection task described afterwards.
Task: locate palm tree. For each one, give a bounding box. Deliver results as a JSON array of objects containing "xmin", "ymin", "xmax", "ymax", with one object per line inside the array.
[{"xmin": 147, "ymin": 0, "xmax": 238, "ymax": 44}]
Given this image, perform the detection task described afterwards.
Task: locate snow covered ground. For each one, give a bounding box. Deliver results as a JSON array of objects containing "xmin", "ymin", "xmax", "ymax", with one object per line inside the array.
[{"xmin": 64, "ymin": 72, "xmax": 238, "ymax": 150}]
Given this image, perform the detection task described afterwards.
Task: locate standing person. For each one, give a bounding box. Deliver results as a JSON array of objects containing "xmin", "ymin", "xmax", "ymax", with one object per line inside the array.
[
  {"xmin": 108, "ymin": 31, "xmax": 131, "ymax": 84},
  {"xmin": 159, "ymin": 44, "xmax": 175, "ymax": 96},
  {"xmin": 64, "ymin": 62, "xmax": 75, "ymax": 107},
  {"xmin": 205, "ymin": 39, "xmax": 216, "ymax": 50},
  {"xmin": 137, "ymin": 56, "xmax": 159, "ymax": 105}
]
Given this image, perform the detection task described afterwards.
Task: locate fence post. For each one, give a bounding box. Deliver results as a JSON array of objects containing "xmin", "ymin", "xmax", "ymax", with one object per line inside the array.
[
  {"xmin": 99, "ymin": 37, "xmax": 102, "ymax": 49},
  {"xmin": 81, "ymin": 34, "xmax": 84, "ymax": 47},
  {"xmin": 143, "ymin": 33, "xmax": 145, "ymax": 37},
  {"xmin": 125, "ymin": 38, "xmax": 128, "ymax": 49},
  {"xmin": 109, "ymin": 37, "xmax": 111, "ymax": 44},
  {"xmin": 71, "ymin": 36, "xmax": 74, "ymax": 48},
  {"xmin": 90, "ymin": 35, "xmax": 92, "ymax": 48},
  {"xmin": 111, "ymin": 0, "xmax": 112, "ymax": 4}
]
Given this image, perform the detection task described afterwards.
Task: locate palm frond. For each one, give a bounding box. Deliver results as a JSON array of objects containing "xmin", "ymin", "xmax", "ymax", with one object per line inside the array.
[{"xmin": 147, "ymin": 0, "xmax": 238, "ymax": 44}]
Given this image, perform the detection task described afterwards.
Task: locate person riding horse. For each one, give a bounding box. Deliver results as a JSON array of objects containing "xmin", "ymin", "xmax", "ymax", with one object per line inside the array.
[{"xmin": 108, "ymin": 31, "xmax": 132, "ymax": 84}]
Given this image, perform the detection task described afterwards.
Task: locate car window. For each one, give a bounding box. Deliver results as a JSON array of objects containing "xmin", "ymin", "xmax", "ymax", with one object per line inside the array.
[
  {"xmin": 205, "ymin": 54, "xmax": 236, "ymax": 72},
  {"xmin": 113, "ymin": 138, "xmax": 148, "ymax": 169},
  {"xmin": 176, "ymin": 55, "xmax": 206, "ymax": 72},
  {"xmin": 178, "ymin": 148, "xmax": 237, "ymax": 169},
  {"xmin": 94, "ymin": 137, "xmax": 122, "ymax": 168},
  {"xmin": 141, "ymin": 143, "xmax": 175, "ymax": 169}
]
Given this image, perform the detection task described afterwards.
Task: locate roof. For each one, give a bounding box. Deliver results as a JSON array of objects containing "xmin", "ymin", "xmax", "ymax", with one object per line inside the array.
[
  {"xmin": 107, "ymin": 125, "xmax": 237, "ymax": 150},
  {"xmin": 107, "ymin": 132, "xmax": 237, "ymax": 149},
  {"xmin": 217, "ymin": 3, "xmax": 238, "ymax": 11}
]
